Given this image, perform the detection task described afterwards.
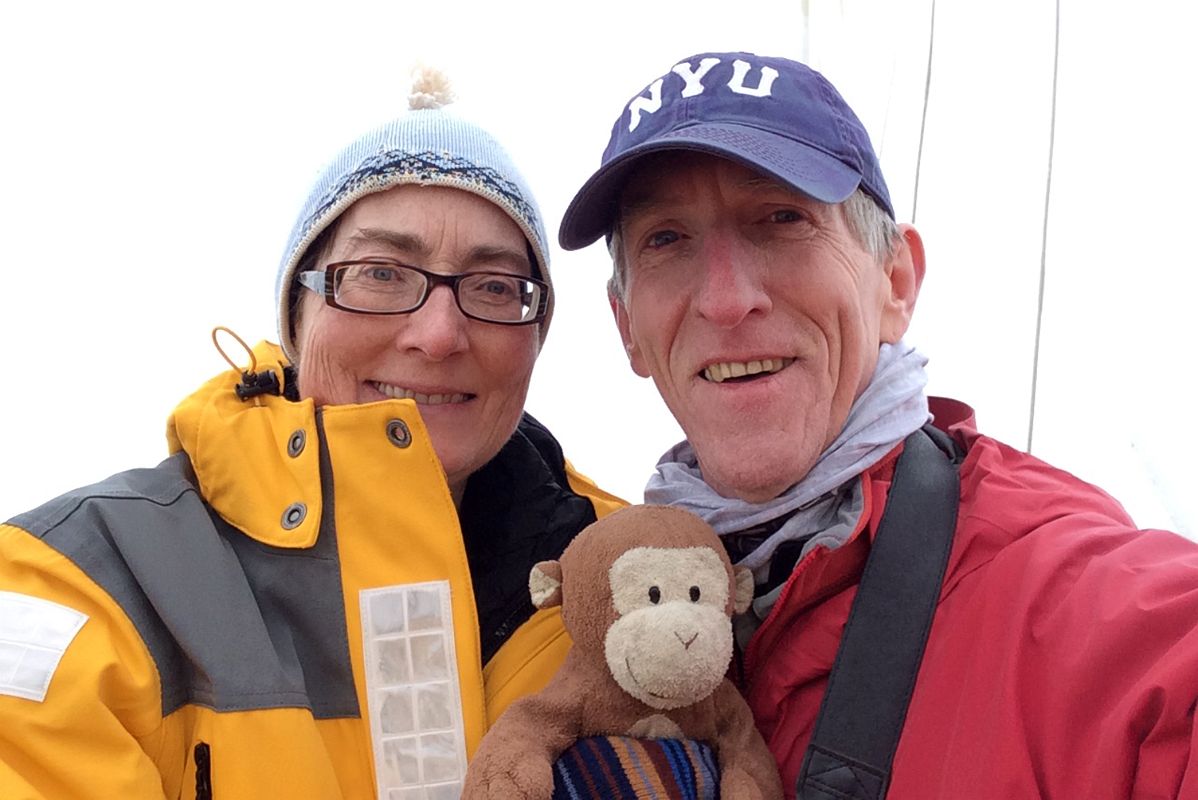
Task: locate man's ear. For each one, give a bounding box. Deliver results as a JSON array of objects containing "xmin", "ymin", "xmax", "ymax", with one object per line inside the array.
[
  {"xmin": 733, "ymin": 566, "xmax": 754, "ymax": 615},
  {"xmin": 529, "ymin": 561, "xmax": 563, "ymax": 609},
  {"xmin": 879, "ymin": 224, "xmax": 926, "ymax": 344},
  {"xmin": 609, "ymin": 291, "xmax": 651, "ymax": 378}
]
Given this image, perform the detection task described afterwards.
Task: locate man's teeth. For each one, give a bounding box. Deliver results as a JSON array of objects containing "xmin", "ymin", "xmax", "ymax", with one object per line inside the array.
[
  {"xmin": 375, "ymin": 383, "xmax": 468, "ymax": 405},
  {"xmin": 703, "ymin": 358, "xmax": 794, "ymax": 383}
]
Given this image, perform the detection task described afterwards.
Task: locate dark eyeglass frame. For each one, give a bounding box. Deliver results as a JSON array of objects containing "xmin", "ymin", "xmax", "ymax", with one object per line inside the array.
[{"xmin": 297, "ymin": 258, "xmax": 550, "ymax": 326}]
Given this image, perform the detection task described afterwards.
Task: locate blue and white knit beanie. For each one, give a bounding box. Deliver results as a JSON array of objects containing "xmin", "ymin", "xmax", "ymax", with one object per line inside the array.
[{"xmin": 274, "ymin": 67, "xmax": 552, "ymax": 363}]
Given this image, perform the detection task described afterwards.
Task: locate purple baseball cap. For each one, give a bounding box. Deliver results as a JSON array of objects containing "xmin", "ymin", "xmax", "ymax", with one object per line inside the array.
[{"xmin": 559, "ymin": 51, "xmax": 893, "ymax": 250}]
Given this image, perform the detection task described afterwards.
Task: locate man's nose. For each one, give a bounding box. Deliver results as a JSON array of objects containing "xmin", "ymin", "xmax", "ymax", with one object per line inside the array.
[
  {"xmin": 694, "ymin": 231, "xmax": 772, "ymax": 327},
  {"xmin": 396, "ymin": 285, "xmax": 469, "ymax": 359}
]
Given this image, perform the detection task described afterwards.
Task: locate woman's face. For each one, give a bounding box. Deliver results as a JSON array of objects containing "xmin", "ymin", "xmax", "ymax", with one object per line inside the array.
[{"xmin": 294, "ymin": 184, "xmax": 541, "ymax": 495}]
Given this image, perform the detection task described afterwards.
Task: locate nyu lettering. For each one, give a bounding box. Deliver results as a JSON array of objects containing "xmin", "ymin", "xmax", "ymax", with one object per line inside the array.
[
  {"xmin": 672, "ymin": 57, "xmax": 721, "ymax": 98},
  {"xmin": 627, "ymin": 58, "xmax": 781, "ymax": 132},
  {"xmin": 627, "ymin": 79, "xmax": 665, "ymax": 133},
  {"xmin": 728, "ymin": 60, "xmax": 779, "ymax": 97}
]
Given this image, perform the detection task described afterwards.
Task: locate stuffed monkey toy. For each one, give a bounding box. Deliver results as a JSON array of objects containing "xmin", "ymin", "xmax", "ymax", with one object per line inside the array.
[{"xmin": 462, "ymin": 504, "xmax": 782, "ymax": 799}]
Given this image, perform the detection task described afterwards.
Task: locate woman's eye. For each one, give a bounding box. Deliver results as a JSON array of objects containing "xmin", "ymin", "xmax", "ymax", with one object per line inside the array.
[
  {"xmin": 480, "ymin": 280, "xmax": 515, "ymax": 296},
  {"xmin": 466, "ymin": 276, "xmax": 522, "ymax": 306},
  {"xmin": 365, "ymin": 267, "xmax": 397, "ymax": 282}
]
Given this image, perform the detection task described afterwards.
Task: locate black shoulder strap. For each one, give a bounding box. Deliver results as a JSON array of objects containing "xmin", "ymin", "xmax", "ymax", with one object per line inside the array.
[{"xmin": 796, "ymin": 426, "xmax": 961, "ymax": 800}]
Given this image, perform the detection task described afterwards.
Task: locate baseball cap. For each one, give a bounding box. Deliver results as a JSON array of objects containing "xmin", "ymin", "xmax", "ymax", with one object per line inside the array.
[{"xmin": 559, "ymin": 51, "xmax": 893, "ymax": 250}]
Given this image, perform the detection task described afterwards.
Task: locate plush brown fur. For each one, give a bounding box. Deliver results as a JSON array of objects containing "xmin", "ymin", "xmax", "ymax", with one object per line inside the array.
[{"xmin": 462, "ymin": 505, "xmax": 782, "ymax": 799}]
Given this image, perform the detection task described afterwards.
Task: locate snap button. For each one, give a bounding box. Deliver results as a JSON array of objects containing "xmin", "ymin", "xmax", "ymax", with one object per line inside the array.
[
  {"xmin": 386, "ymin": 419, "xmax": 412, "ymax": 448},
  {"xmin": 281, "ymin": 502, "xmax": 307, "ymax": 530},
  {"xmin": 287, "ymin": 429, "xmax": 306, "ymax": 457}
]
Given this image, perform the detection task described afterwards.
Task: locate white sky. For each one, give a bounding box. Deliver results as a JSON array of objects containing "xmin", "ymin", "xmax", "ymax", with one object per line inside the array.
[{"xmin": 1, "ymin": 1, "xmax": 1194, "ymax": 537}]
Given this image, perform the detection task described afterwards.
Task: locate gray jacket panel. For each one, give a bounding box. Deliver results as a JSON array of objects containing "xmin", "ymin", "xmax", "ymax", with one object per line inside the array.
[{"xmin": 8, "ymin": 430, "xmax": 359, "ymax": 719}]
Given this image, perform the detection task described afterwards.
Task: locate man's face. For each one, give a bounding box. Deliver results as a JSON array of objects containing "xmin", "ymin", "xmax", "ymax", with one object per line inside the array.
[
  {"xmin": 295, "ymin": 184, "xmax": 541, "ymax": 495},
  {"xmin": 611, "ymin": 153, "xmax": 919, "ymax": 502}
]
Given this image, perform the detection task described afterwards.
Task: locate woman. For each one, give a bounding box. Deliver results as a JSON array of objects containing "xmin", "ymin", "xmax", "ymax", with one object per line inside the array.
[{"xmin": 0, "ymin": 70, "xmax": 623, "ymax": 799}]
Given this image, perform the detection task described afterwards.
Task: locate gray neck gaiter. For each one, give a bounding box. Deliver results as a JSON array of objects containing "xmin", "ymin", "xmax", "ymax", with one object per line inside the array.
[{"xmin": 645, "ymin": 340, "xmax": 932, "ymax": 574}]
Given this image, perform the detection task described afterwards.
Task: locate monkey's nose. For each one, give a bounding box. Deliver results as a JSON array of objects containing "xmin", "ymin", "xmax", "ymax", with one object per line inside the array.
[{"xmin": 676, "ymin": 631, "xmax": 698, "ymax": 649}]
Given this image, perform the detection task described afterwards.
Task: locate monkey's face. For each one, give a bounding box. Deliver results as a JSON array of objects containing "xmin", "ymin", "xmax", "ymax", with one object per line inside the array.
[{"xmin": 603, "ymin": 545, "xmax": 735, "ymax": 710}]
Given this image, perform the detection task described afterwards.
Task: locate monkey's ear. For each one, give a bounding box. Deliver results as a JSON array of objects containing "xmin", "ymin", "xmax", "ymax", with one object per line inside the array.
[
  {"xmin": 732, "ymin": 566, "xmax": 754, "ymax": 615},
  {"xmin": 530, "ymin": 560, "xmax": 564, "ymax": 609}
]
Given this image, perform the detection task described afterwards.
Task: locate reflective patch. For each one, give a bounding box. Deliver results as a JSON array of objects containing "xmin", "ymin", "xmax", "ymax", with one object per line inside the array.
[
  {"xmin": 0, "ymin": 591, "xmax": 88, "ymax": 702},
  {"xmin": 361, "ymin": 581, "xmax": 467, "ymax": 799}
]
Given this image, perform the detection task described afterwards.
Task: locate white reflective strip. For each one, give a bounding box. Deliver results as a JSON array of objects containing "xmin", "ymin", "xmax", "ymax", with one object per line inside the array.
[
  {"xmin": 360, "ymin": 581, "xmax": 467, "ymax": 800},
  {"xmin": 0, "ymin": 591, "xmax": 88, "ymax": 702}
]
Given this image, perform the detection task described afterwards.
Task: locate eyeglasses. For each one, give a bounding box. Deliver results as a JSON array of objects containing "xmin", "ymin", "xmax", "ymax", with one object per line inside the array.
[{"xmin": 297, "ymin": 259, "xmax": 550, "ymax": 325}]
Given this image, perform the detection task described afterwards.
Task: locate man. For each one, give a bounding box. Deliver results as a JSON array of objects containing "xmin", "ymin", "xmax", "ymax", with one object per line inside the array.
[{"xmin": 559, "ymin": 52, "xmax": 1198, "ymax": 799}]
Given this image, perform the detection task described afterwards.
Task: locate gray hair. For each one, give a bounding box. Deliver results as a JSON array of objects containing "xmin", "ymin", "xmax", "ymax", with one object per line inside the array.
[{"xmin": 607, "ymin": 188, "xmax": 899, "ymax": 300}]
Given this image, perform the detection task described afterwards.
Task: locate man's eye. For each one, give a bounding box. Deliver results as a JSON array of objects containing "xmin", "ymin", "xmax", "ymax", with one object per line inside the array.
[
  {"xmin": 768, "ymin": 209, "xmax": 804, "ymax": 224},
  {"xmin": 646, "ymin": 230, "xmax": 680, "ymax": 249}
]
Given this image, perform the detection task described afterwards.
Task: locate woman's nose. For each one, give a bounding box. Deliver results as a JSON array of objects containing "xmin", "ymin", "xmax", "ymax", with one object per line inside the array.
[{"xmin": 395, "ymin": 285, "xmax": 469, "ymax": 359}]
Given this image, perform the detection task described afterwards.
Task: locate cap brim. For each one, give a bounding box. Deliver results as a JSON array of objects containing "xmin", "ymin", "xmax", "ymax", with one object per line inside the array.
[{"xmin": 558, "ymin": 123, "xmax": 863, "ymax": 251}]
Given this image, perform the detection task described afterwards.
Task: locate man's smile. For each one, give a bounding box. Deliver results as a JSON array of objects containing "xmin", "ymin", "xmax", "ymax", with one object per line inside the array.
[{"xmin": 701, "ymin": 357, "xmax": 795, "ymax": 383}]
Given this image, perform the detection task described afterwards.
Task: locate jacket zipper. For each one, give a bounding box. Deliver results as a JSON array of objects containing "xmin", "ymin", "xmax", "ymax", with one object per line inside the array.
[{"xmin": 194, "ymin": 742, "xmax": 212, "ymax": 800}]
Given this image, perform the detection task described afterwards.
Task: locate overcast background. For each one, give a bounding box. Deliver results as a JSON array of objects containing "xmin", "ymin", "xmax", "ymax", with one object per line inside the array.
[{"xmin": 2, "ymin": 0, "xmax": 1193, "ymax": 537}]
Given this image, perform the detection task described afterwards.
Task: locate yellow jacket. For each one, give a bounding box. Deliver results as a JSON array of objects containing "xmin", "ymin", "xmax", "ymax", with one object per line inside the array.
[{"xmin": 0, "ymin": 343, "xmax": 624, "ymax": 799}]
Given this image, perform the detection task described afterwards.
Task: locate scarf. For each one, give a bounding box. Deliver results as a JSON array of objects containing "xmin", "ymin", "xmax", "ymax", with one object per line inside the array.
[{"xmin": 645, "ymin": 340, "xmax": 931, "ymax": 574}]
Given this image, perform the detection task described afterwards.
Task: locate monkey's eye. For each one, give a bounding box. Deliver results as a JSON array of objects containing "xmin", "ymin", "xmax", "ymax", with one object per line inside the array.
[
  {"xmin": 689, "ymin": 585, "xmax": 701, "ymax": 602},
  {"xmin": 648, "ymin": 586, "xmax": 661, "ymax": 604}
]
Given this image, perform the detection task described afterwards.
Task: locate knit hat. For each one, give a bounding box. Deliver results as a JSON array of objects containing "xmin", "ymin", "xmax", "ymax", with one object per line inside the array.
[
  {"xmin": 559, "ymin": 51, "xmax": 892, "ymax": 250},
  {"xmin": 275, "ymin": 67, "xmax": 552, "ymax": 363}
]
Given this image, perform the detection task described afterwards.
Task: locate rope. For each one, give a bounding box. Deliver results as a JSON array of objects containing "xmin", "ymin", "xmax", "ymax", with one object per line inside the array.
[
  {"xmin": 1027, "ymin": 0, "xmax": 1062, "ymax": 453},
  {"xmin": 211, "ymin": 326, "xmax": 257, "ymax": 374},
  {"xmin": 911, "ymin": 0, "xmax": 937, "ymax": 224}
]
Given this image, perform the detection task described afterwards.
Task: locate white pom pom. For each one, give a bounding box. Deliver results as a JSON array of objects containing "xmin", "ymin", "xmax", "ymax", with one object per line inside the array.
[{"xmin": 408, "ymin": 65, "xmax": 455, "ymax": 110}]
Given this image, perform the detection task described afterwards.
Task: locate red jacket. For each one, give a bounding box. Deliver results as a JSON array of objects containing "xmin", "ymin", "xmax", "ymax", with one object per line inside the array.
[{"xmin": 745, "ymin": 398, "xmax": 1198, "ymax": 799}]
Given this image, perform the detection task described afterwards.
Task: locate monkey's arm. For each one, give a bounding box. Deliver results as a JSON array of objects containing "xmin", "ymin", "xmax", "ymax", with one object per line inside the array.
[
  {"xmin": 709, "ymin": 680, "xmax": 784, "ymax": 800},
  {"xmin": 462, "ymin": 672, "xmax": 589, "ymax": 800}
]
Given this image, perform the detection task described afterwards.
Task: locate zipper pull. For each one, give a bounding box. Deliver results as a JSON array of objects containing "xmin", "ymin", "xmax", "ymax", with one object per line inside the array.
[{"xmin": 194, "ymin": 742, "xmax": 212, "ymax": 800}]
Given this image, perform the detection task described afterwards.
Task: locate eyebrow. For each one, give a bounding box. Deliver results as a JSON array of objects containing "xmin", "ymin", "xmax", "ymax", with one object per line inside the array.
[
  {"xmin": 738, "ymin": 177, "xmax": 834, "ymax": 217},
  {"xmin": 340, "ymin": 229, "xmax": 428, "ymax": 258},
  {"xmin": 620, "ymin": 176, "xmax": 836, "ymax": 235},
  {"xmin": 618, "ymin": 193, "xmax": 680, "ymax": 222},
  {"xmin": 620, "ymin": 173, "xmax": 812, "ymax": 213},
  {"xmin": 737, "ymin": 175, "xmax": 795, "ymax": 192},
  {"xmin": 339, "ymin": 228, "xmax": 531, "ymax": 274}
]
